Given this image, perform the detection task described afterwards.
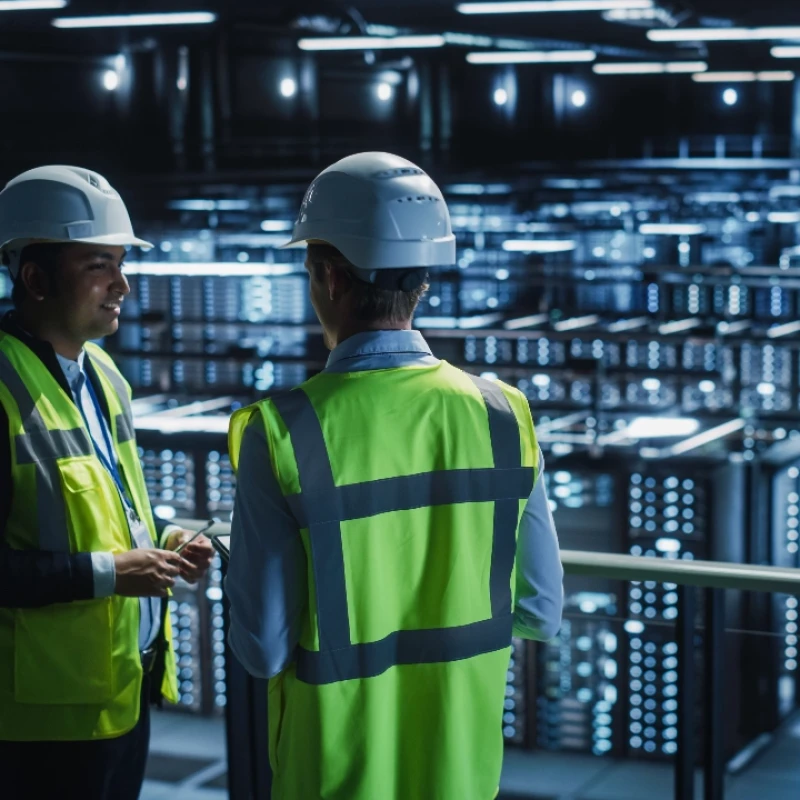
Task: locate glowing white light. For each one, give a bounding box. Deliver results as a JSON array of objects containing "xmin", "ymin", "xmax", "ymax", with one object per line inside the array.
[
  {"xmin": 298, "ymin": 35, "xmax": 445, "ymax": 51},
  {"xmin": 502, "ymin": 239, "xmax": 576, "ymax": 252},
  {"xmin": 699, "ymin": 380, "xmax": 716, "ymax": 393},
  {"xmin": 493, "ymin": 87, "xmax": 509, "ymax": 106},
  {"xmin": 53, "ymin": 12, "xmax": 217, "ymax": 28},
  {"xmin": 723, "ymin": 88, "xmax": 738, "ymax": 106},
  {"xmin": 571, "ymin": 89, "xmax": 588, "ymax": 108},
  {"xmin": 757, "ymin": 382, "xmax": 776, "ymax": 397},
  {"xmin": 642, "ymin": 378, "xmax": 661, "ymax": 392},
  {"xmin": 260, "ymin": 220, "xmax": 294, "ymax": 232},
  {"xmin": 458, "ymin": 0, "xmax": 654, "ymax": 12},
  {"xmin": 639, "ymin": 223, "xmax": 706, "ymax": 236},
  {"xmin": 124, "ymin": 262, "xmax": 296, "ymax": 277},
  {"xmin": 153, "ymin": 504, "xmax": 177, "ymax": 520},
  {"xmin": 773, "ymin": 46, "xmax": 800, "ymax": 58},
  {"xmin": 624, "ymin": 621, "xmax": 645, "ymax": 634},
  {"xmin": 656, "ymin": 538, "xmax": 681, "ymax": 553},
  {"xmin": 102, "ymin": 70, "xmax": 120, "ymax": 91},
  {"xmin": 627, "ymin": 417, "xmax": 700, "ymax": 438},
  {"xmin": 593, "ymin": 61, "xmax": 707, "ymax": 75},
  {"xmin": 648, "ymin": 27, "xmax": 800, "ymax": 43},
  {"xmin": 376, "ymin": 82, "xmax": 393, "ymax": 101},
  {"xmin": 280, "ymin": 77, "xmax": 297, "ymax": 98},
  {"xmin": 0, "ymin": 0, "xmax": 66, "ymax": 8},
  {"xmin": 467, "ymin": 50, "xmax": 596, "ymax": 65}
]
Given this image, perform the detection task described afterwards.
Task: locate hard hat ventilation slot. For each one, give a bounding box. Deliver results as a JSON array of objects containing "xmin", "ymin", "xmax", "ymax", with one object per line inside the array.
[
  {"xmin": 374, "ymin": 167, "xmax": 425, "ymax": 179},
  {"xmin": 395, "ymin": 195, "xmax": 439, "ymax": 204}
]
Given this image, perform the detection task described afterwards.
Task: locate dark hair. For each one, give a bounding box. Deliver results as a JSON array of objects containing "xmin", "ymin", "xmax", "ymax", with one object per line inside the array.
[
  {"xmin": 306, "ymin": 243, "xmax": 428, "ymax": 324},
  {"xmin": 10, "ymin": 243, "xmax": 66, "ymax": 308}
]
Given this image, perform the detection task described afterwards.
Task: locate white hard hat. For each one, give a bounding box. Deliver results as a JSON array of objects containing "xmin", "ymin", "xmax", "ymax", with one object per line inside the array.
[
  {"xmin": 0, "ymin": 165, "xmax": 153, "ymax": 280},
  {"xmin": 282, "ymin": 152, "xmax": 456, "ymax": 283}
]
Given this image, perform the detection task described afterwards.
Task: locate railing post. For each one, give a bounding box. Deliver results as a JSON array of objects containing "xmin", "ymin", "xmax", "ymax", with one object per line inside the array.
[
  {"xmin": 704, "ymin": 588, "xmax": 726, "ymax": 800},
  {"xmin": 676, "ymin": 584, "xmax": 696, "ymax": 800}
]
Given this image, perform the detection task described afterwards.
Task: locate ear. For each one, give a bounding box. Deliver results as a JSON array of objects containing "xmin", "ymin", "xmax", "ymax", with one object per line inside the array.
[
  {"xmin": 19, "ymin": 261, "xmax": 49, "ymax": 302},
  {"xmin": 326, "ymin": 262, "xmax": 352, "ymax": 302}
]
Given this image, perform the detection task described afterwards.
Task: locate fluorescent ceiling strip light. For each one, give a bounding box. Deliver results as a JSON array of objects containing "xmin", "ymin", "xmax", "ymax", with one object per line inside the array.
[
  {"xmin": 594, "ymin": 61, "xmax": 706, "ymax": 75},
  {"xmin": 134, "ymin": 415, "xmax": 230, "ymax": 435},
  {"xmin": 666, "ymin": 418, "xmax": 746, "ymax": 456},
  {"xmin": 124, "ymin": 262, "xmax": 297, "ymax": 277},
  {"xmin": 467, "ymin": 50, "xmax": 595, "ymax": 64},
  {"xmin": 717, "ymin": 320, "xmax": 752, "ymax": 335},
  {"xmin": 639, "ymin": 223, "xmax": 706, "ymax": 235},
  {"xmin": 767, "ymin": 320, "xmax": 800, "ymax": 339},
  {"xmin": 773, "ymin": 46, "xmax": 800, "ymax": 58},
  {"xmin": 768, "ymin": 211, "xmax": 800, "ymax": 223},
  {"xmin": 260, "ymin": 220, "xmax": 294, "ymax": 232},
  {"xmin": 607, "ymin": 316, "xmax": 649, "ymax": 332},
  {"xmin": 458, "ymin": 1, "xmax": 653, "ymax": 14},
  {"xmin": 502, "ymin": 239, "xmax": 577, "ymax": 252},
  {"xmin": 504, "ymin": 313, "xmax": 550, "ymax": 330},
  {"xmin": 298, "ymin": 35, "xmax": 445, "ymax": 51},
  {"xmin": 457, "ymin": 312, "xmax": 506, "ymax": 329},
  {"xmin": 0, "ymin": 1, "xmax": 66, "ymax": 9},
  {"xmin": 627, "ymin": 417, "xmax": 700, "ymax": 439},
  {"xmin": 553, "ymin": 314, "xmax": 600, "ymax": 332},
  {"xmin": 693, "ymin": 71, "xmax": 795, "ymax": 83},
  {"xmin": 658, "ymin": 317, "xmax": 702, "ymax": 335},
  {"xmin": 535, "ymin": 411, "xmax": 589, "ymax": 435},
  {"xmin": 648, "ymin": 27, "xmax": 800, "ymax": 43},
  {"xmin": 52, "ymin": 12, "xmax": 217, "ymax": 28},
  {"xmin": 147, "ymin": 397, "xmax": 235, "ymax": 418}
]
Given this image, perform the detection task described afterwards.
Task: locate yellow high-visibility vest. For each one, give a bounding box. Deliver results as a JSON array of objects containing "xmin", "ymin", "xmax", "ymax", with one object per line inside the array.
[
  {"xmin": 229, "ymin": 360, "xmax": 539, "ymax": 799},
  {"xmin": 0, "ymin": 333, "xmax": 178, "ymax": 741}
]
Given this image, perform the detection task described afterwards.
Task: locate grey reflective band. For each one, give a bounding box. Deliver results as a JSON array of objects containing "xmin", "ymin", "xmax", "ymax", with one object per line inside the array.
[
  {"xmin": 272, "ymin": 374, "xmax": 531, "ymax": 684},
  {"xmin": 296, "ymin": 614, "xmax": 514, "ymax": 685},
  {"xmin": 467, "ymin": 374, "xmax": 523, "ymax": 617},
  {"xmin": 283, "ymin": 466, "xmax": 534, "ymax": 529},
  {"xmin": 0, "ymin": 349, "xmax": 88, "ymax": 551},
  {"xmin": 15, "ymin": 427, "xmax": 94, "ymax": 465},
  {"xmin": 271, "ymin": 391, "xmax": 350, "ymax": 652},
  {"xmin": 89, "ymin": 355, "xmax": 135, "ymax": 445}
]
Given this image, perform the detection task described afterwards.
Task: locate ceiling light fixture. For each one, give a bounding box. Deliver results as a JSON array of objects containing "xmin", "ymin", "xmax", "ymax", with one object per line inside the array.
[
  {"xmin": 648, "ymin": 27, "xmax": 800, "ymax": 43},
  {"xmin": 693, "ymin": 71, "xmax": 795, "ymax": 83},
  {"xmin": 772, "ymin": 46, "xmax": 800, "ymax": 59},
  {"xmin": 458, "ymin": 0, "xmax": 653, "ymax": 14},
  {"xmin": 594, "ymin": 61, "xmax": 707, "ymax": 75},
  {"xmin": 298, "ymin": 35, "xmax": 445, "ymax": 51},
  {"xmin": 0, "ymin": 0, "xmax": 66, "ymax": 9},
  {"xmin": 467, "ymin": 49, "xmax": 596, "ymax": 64},
  {"xmin": 53, "ymin": 12, "xmax": 217, "ymax": 28}
]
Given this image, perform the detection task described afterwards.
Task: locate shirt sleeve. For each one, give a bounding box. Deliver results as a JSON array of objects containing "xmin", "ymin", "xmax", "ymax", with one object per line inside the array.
[
  {"xmin": 225, "ymin": 417, "xmax": 307, "ymax": 679},
  {"xmin": 90, "ymin": 551, "xmax": 117, "ymax": 598},
  {"xmin": 513, "ymin": 451, "xmax": 564, "ymax": 641}
]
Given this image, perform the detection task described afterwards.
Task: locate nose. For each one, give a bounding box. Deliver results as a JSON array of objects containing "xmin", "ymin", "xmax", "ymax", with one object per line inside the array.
[{"xmin": 111, "ymin": 264, "xmax": 130, "ymax": 297}]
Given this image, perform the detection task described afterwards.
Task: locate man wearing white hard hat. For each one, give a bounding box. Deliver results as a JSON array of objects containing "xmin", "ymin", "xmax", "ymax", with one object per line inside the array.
[
  {"xmin": 225, "ymin": 152, "xmax": 564, "ymax": 799},
  {"xmin": 0, "ymin": 166, "xmax": 214, "ymax": 799}
]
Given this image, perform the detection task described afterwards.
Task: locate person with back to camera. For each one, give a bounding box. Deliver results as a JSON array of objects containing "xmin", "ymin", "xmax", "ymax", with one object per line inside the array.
[{"xmin": 226, "ymin": 152, "xmax": 564, "ymax": 799}]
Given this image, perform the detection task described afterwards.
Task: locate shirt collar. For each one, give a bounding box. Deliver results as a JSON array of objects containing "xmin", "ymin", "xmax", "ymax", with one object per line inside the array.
[
  {"xmin": 55, "ymin": 349, "xmax": 86, "ymax": 387},
  {"xmin": 325, "ymin": 330, "xmax": 433, "ymax": 370}
]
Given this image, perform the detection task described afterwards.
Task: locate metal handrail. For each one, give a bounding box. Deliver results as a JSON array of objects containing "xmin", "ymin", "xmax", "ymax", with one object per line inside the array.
[{"xmin": 174, "ymin": 517, "xmax": 800, "ymax": 594}]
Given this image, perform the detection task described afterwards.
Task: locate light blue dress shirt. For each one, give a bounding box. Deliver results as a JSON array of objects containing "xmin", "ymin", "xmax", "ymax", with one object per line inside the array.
[
  {"xmin": 226, "ymin": 330, "xmax": 565, "ymax": 679},
  {"xmin": 56, "ymin": 351, "xmax": 160, "ymax": 652}
]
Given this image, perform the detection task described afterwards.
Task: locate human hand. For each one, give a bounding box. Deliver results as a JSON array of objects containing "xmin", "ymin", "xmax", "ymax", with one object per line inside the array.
[
  {"xmin": 164, "ymin": 529, "xmax": 215, "ymax": 584},
  {"xmin": 114, "ymin": 549, "xmax": 191, "ymax": 597}
]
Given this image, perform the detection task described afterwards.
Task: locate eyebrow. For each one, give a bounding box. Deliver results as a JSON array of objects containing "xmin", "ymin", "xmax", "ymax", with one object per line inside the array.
[{"xmin": 91, "ymin": 252, "xmax": 126, "ymax": 265}]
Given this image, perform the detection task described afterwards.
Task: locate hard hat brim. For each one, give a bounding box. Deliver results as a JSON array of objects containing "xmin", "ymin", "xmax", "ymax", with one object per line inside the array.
[{"xmin": 71, "ymin": 232, "xmax": 154, "ymax": 250}]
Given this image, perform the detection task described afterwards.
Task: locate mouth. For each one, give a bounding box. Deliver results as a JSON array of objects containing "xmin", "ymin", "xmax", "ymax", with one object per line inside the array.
[{"xmin": 101, "ymin": 302, "xmax": 121, "ymax": 315}]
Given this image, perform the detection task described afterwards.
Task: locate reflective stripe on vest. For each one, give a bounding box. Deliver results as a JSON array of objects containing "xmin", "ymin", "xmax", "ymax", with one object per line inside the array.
[
  {"xmin": 271, "ymin": 374, "xmax": 534, "ymax": 685},
  {"xmin": 90, "ymin": 356, "xmax": 136, "ymax": 445},
  {"xmin": 0, "ymin": 350, "xmax": 93, "ymax": 551}
]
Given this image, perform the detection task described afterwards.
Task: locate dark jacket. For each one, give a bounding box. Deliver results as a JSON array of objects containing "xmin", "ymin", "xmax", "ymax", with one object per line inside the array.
[{"xmin": 0, "ymin": 312, "xmax": 170, "ymax": 607}]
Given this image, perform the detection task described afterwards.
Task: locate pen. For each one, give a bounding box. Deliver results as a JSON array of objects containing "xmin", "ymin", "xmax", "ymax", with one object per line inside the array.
[{"xmin": 175, "ymin": 518, "xmax": 218, "ymax": 553}]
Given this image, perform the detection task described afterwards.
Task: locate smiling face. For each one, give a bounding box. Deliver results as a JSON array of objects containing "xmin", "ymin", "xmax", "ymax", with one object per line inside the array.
[{"xmin": 19, "ymin": 242, "xmax": 130, "ymax": 348}]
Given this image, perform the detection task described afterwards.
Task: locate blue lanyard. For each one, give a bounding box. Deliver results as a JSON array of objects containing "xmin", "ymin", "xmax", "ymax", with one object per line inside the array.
[{"xmin": 77, "ymin": 372, "xmax": 137, "ymax": 518}]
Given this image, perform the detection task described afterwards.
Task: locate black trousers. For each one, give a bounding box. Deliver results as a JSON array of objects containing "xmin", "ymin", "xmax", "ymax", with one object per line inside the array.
[{"xmin": 0, "ymin": 677, "xmax": 151, "ymax": 800}]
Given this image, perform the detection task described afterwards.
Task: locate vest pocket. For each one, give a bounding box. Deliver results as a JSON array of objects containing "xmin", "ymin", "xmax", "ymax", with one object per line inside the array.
[{"xmin": 14, "ymin": 597, "xmax": 114, "ymax": 704}]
